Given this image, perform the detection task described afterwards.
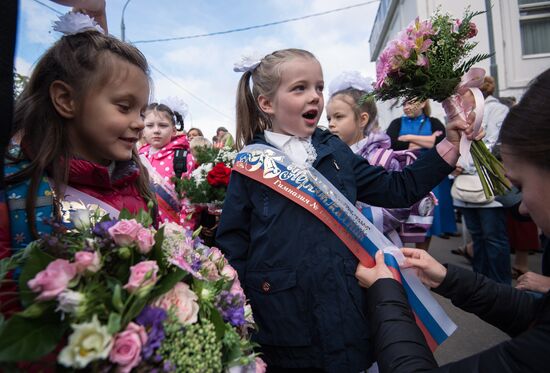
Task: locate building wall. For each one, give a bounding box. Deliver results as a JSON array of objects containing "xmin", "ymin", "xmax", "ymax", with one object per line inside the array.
[{"xmin": 369, "ymin": 0, "xmax": 550, "ymax": 129}]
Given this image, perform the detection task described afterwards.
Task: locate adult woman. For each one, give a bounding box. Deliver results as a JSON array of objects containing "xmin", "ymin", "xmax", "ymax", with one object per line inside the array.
[
  {"xmin": 387, "ymin": 100, "xmax": 457, "ymax": 249},
  {"xmin": 356, "ymin": 69, "xmax": 550, "ymax": 372}
]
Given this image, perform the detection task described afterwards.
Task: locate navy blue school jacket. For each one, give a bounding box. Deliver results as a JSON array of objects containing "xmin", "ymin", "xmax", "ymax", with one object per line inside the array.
[{"xmin": 216, "ymin": 128, "xmax": 454, "ymax": 372}]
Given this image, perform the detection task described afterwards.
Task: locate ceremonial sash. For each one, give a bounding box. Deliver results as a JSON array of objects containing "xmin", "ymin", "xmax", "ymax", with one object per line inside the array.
[{"xmin": 233, "ymin": 144, "xmax": 457, "ymax": 350}]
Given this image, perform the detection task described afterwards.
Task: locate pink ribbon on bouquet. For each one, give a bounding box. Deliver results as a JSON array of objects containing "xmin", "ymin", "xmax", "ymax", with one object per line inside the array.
[{"xmin": 441, "ymin": 68, "xmax": 486, "ymax": 164}]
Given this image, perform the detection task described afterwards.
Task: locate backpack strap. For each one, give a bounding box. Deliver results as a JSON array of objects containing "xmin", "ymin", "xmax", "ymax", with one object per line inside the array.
[{"xmin": 173, "ymin": 149, "xmax": 188, "ymax": 178}]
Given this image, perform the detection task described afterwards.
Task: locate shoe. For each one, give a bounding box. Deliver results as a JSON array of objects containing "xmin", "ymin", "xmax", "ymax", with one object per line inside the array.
[
  {"xmin": 439, "ymin": 233, "xmax": 450, "ymax": 239},
  {"xmin": 451, "ymin": 247, "xmax": 473, "ymax": 263},
  {"xmin": 445, "ymin": 232, "xmax": 461, "ymax": 237}
]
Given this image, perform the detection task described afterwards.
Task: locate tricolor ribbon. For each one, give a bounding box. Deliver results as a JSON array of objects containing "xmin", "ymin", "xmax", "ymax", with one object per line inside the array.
[
  {"xmin": 233, "ymin": 145, "xmax": 457, "ymax": 350},
  {"xmin": 442, "ymin": 67, "xmax": 486, "ymax": 165}
]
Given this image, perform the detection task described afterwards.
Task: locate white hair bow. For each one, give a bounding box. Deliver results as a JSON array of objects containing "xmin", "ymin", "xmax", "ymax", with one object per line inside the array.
[
  {"xmin": 233, "ymin": 54, "xmax": 264, "ymax": 73},
  {"xmin": 160, "ymin": 96, "xmax": 189, "ymax": 119},
  {"xmin": 328, "ymin": 71, "xmax": 374, "ymax": 97},
  {"xmin": 53, "ymin": 11, "xmax": 105, "ymax": 36}
]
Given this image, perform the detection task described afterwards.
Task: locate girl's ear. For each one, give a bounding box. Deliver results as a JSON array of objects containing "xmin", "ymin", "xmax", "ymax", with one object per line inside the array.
[
  {"xmin": 359, "ymin": 112, "xmax": 370, "ymax": 130},
  {"xmin": 49, "ymin": 80, "xmax": 77, "ymax": 119},
  {"xmin": 257, "ymin": 95, "xmax": 274, "ymax": 115}
]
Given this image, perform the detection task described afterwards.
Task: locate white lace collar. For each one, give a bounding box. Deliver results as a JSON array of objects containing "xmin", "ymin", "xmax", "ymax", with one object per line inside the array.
[{"xmin": 264, "ymin": 131, "xmax": 317, "ymax": 166}]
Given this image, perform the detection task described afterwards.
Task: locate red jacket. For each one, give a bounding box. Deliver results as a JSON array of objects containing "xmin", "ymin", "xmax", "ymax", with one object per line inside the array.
[{"xmin": 67, "ymin": 158, "xmax": 148, "ymax": 214}]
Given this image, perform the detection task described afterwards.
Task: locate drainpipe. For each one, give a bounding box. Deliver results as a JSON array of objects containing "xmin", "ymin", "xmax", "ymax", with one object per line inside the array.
[{"xmin": 485, "ymin": 0, "xmax": 499, "ymax": 96}]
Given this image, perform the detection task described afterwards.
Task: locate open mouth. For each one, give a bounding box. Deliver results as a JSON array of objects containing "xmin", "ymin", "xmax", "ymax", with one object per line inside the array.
[{"xmin": 302, "ymin": 110, "xmax": 318, "ymax": 120}]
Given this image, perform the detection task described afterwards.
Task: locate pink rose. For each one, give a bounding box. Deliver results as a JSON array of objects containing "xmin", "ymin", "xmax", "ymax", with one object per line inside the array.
[
  {"xmin": 74, "ymin": 251, "xmax": 101, "ymax": 274},
  {"xmin": 136, "ymin": 228, "xmax": 155, "ymax": 254},
  {"xmin": 28, "ymin": 259, "xmax": 77, "ymax": 301},
  {"xmin": 203, "ymin": 260, "xmax": 221, "ymax": 281},
  {"xmin": 153, "ymin": 282, "xmax": 199, "ymax": 325},
  {"xmin": 255, "ymin": 357, "xmax": 267, "ymax": 373},
  {"xmin": 467, "ymin": 22, "xmax": 478, "ymax": 38},
  {"xmin": 230, "ymin": 277, "xmax": 244, "ymax": 297},
  {"xmin": 209, "ymin": 247, "xmax": 224, "ymax": 262},
  {"xmin": 221, "ymin": 263, "xmax": 237, "ymax": 281},
  {"xmin": 124, "ymin": 261, "xmax": 159, "ymax": 293},
  {"xmin": 109, "ymin": 322, "xmax": 147, "ymax": 373},
  {"xmin": 108, "ymin": 219, "xmax": 141, "ymax": 246}
]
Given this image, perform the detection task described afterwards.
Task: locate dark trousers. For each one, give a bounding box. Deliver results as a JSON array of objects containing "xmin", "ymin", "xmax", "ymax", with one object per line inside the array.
[{"xmin": 462, "ymin": 207, "xmax": 511, "ymax": 284}]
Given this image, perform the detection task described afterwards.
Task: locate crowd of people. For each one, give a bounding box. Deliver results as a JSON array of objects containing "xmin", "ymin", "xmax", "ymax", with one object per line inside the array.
[{"xmin": 1, "ymin": 1, "xmax": 549, "ymax": 372}]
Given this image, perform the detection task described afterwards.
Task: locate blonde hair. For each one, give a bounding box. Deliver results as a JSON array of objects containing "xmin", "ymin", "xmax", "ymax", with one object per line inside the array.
[
  {"xmin": 189, "ymin": 136, "xmax": 212, "ymax": 158},
  {"xmin": 330, "ymin": 89, "xmax": 378, "ymax": 133},
  {"xmin": 235, "ymin": 48, "xmax": 317, "ymax": 149}
]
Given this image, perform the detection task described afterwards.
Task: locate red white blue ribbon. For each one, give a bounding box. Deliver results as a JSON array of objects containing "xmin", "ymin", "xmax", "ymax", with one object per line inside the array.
[{"xmin": 233, "ymin": 144, "xmax": 457, "ymax": 350}]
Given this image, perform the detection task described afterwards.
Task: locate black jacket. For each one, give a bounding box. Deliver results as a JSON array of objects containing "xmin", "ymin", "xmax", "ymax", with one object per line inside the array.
[
  {"xmin": 366, "ymin": 264, "xmax": 550, "ymax": 372},
  {"xmin": 216, "ymin": 128, "xmax": 454, "ymax": 372}
]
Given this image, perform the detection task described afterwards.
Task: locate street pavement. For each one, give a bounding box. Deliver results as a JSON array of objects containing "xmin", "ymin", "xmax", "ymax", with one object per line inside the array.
[{"xmin": 427, "ymin": 226, "xmax": 543, "ymax": 365}]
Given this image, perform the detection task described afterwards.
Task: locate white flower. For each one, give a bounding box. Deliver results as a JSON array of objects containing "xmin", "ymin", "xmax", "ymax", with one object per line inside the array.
[
  {"xmin": 233, "ymin": 54, "xmax": 264, "ymax": 73},
  {"xmin": 58, "ymin": 315, "xmax": 113, "ymax": 368},
  {"xmin": 53, "ymin": 12, "xmax": 104, "ymax": 36},
  {"xmin": 70, "ymin": 208, "xmax": 90, "ymax": 230},
  {"xmin": 56, "ymin": 290, "xmax": 85, "ymax": 315}
]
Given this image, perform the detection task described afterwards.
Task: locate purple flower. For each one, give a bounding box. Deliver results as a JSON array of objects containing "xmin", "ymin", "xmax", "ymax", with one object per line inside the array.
[
  {"xmin": 92, "ymin": 219, "xmax": 117, "ymax": 238},
  {"xmin": 136, "ymin": 306, "xmax": 167, "ymax": 359},
  {"xmin": 163, "ymin": 360, "xmax": 175, "ymax": 372},
  {"xmin": 215, "ymin": 290, "xmax": 246, "ymax": 327}
]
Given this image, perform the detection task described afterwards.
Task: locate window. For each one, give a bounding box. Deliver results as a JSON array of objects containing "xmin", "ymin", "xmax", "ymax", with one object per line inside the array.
[{"xmin": 518, "ymin": 0, "xmax": 550, "ymax": 55}]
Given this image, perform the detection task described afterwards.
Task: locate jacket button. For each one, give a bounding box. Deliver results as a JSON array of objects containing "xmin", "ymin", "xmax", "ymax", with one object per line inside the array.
[{"xmin": 262, "ymin": 281, "xmax": 271, "ymax": 292}]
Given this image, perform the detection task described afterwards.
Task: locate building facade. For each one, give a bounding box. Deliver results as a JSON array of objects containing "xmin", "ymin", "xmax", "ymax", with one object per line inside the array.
[{"xmin": 369, "ymin": 0, "xmax": 550, "ymax": 127}]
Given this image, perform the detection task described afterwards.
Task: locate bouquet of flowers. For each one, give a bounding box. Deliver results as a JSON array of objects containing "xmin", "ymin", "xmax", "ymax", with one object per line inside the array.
[
  {"xmin": 373, "ymin": 8, "xmax": 510, "ymax": 198},
  {"xmin": 175, "ymin": 146, "xmax": 237, "ymax": 205},
  {"xmin": 0, "ymin": 209, "xmax": 264, "ymax": 372}
]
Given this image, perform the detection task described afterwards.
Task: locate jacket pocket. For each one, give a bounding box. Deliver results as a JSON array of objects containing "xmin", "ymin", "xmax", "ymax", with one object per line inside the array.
[{"xmin": 245, "ymin": 267, "xmax": 311, "ymax": 346}]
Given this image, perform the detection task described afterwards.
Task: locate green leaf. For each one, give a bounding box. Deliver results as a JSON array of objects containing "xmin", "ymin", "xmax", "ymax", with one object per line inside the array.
[
  {"xmin": 18, "ymin": 245, "xmax": 56, "ymax": 307},
  {"xmin": 149, "ymin": 269, "xmax": 187, "ymax": 300},
  {"xmin": 118, "ymin": 208, "xmax": 132, "ymax": 220},
  {"xmin": 112, "ymin": 284, "xmax": 124, "ymax": 312},
  {"xmin": 107, "ymin": 312, "xmax": 122, "ymax": 335},
  {"xmin": 121, "ymin": 294, "xmax": 148, "ymax": 327},
  {"xmin": 210, "ymin": 307, "xmax": 226, "ymax": 340},
  {"xmin": 17, "ymin": 301, "xmax": 54, "ymax": 319},
  {"xmin": 0, "ymin": 314, "xmax": 68, "ymax": 362},
  {"xmin": 135, "ymin": 208, "xmax": 153, "ymax": 227},
  {"xmin": 151, "ymin": 226, "xmax": 165, "ymax": 266}
]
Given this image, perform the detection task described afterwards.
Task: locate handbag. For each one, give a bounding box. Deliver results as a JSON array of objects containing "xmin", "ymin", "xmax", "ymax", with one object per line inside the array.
[{"xmin": 451, "ymin": 174, "xmax": 495, "ymax": 204}]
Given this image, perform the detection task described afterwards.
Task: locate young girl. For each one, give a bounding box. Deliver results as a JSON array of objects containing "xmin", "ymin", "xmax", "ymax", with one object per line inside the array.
[
  {"xmin": 1, "ymin": 13, "xmax": 154, "ymax": 316},
  {"xmin": 326, "ymin": 72, "xmax": 435, "ymax": 246},
  {"xmin": 139, "ymin": 102, "xmax": 195, "ymax": 224},
  {"xmin": 217, "ymin": 48, "xmax": 468, "ymax": 372}
]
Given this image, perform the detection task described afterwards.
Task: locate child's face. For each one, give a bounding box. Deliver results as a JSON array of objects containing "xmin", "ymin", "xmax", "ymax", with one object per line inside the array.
[
  {"xmin": 403, "ymin": 100, "xmax": 425, "ymax": 118},
  {"xmin": 259, "ymin": 57, "xmax": 324, "ymax": 138},
  {"xmin": 327, "ymin": 97, "xmax": 364, "ymax": 146},
  {"xmin": 70, "ymin": 59, "xmax": 149, "ymax": 165},
  {"xmin": 143, "ymin": 110, "xmax": 176, "ymax": 150}
]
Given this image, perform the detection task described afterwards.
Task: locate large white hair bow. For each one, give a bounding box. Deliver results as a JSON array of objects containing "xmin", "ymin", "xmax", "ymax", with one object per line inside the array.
[
  {"xmin": 233, "ymin": 53, "xmax": 265, "ymax": 73},
  {"xmin": 328, "ymin": 71, "xmax": 374, "ymax": 97},
  {"xmin": 160, "ymin": 96, "xmax": 189, "ymax": 119},
  {"xmin": 53, "ymin": 11, "xmax": 105, "ymax": 36}
]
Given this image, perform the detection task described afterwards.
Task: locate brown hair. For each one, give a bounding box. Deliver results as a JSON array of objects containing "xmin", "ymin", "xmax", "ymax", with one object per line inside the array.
[
  {"xmin": 187, "ymin": 127, "xmax": 204, "ymax": 137},
  {"xmin": 235, "ymin": 48, "xmax": 317, "ymax": 149},
  {"xmin": 145, "ymin": 103, "xmax": 184, "ymax": 130},
  {"xmin": 499, "ymin": 68, "xmax": 550, "ymax": 170},
  {"xmin": 330, "ymin": 89, "xmax": 378, "ymax": 133},
  {"xmin": 480, "ymin": 76, "xmax": 496, "ymax": 98},
  {"xmin": 7, "ymin": 30, "xmax": 155, "ymax": 237}
]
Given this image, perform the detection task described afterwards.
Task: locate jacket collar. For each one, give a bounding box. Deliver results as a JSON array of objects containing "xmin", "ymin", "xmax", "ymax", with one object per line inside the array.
[
  {"xmin": 67, "ymin": 158, "xmax": 140, "ymax": 189},
  {"xmin": 250, "ymin": 127, "xmax": 337, "ymax": 167}
]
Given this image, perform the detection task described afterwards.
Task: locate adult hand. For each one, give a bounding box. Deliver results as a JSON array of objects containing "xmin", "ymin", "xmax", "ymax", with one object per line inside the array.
[
  {"xmin": 355, "ymin": 250, "xmax": 394, "ymax": 288},
  {"xmin": 516, "ymin": 272, "xmax": 550, "ymax": 293},
  {"xmin": 451, "ymin": 165, "xmax": 464, "ymax": 177},
  {"xmin": 401, "ymin": 248, "xmax": 447, "ymax": 288}
]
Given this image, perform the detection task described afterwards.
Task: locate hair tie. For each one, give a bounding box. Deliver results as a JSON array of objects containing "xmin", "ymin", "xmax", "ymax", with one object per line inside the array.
[{"xmin": 53, "ymin": 11, "xmax": 105, "ymax": 36}]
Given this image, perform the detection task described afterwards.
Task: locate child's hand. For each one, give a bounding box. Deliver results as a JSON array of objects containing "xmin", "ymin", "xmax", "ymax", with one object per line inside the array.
[
  {"xmin": 355, "ymin": 250, "xmax": 394, "ymax": 288},
  {"xmin": 401, "ymin": 248, "xmax": 447, "ymax": 288}
]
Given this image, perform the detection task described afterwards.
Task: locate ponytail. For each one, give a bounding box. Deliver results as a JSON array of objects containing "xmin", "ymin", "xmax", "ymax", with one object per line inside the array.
[
  {"xmin": 173, "ymin": 111, "xmax": 184, "ymax": 131},
  {"xmin": 236, "ymin": 71, "xmax": 269, "ymax": 150}
]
